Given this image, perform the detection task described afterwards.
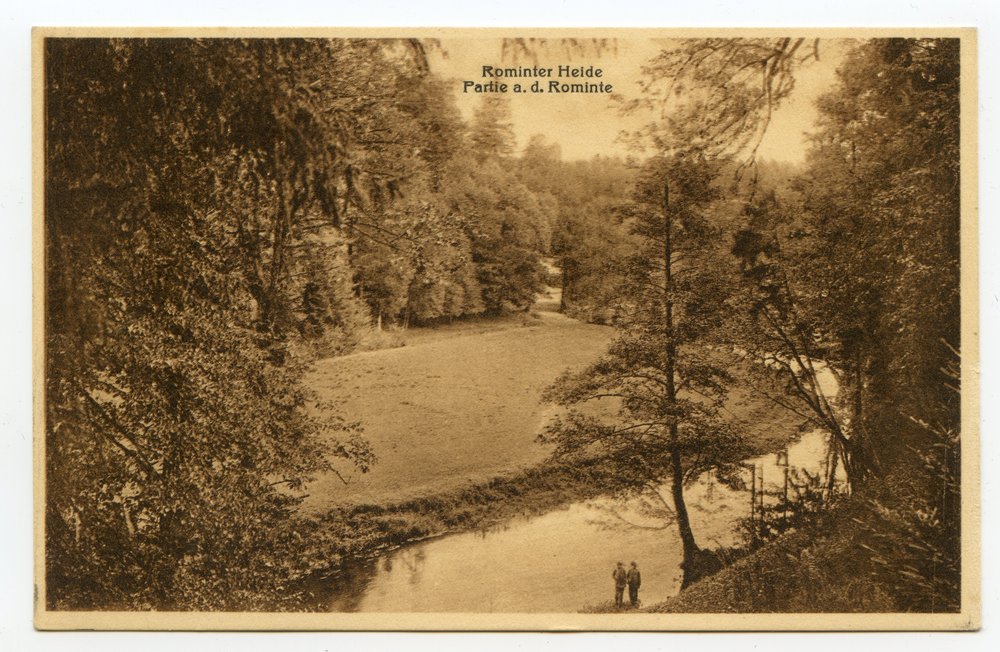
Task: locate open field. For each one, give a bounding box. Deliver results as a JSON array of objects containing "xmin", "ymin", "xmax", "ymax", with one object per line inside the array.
[
  {"xmin": 300, "ymin": 308, "xmax": 615, "ymax": 512},
  {"xmin": 300, "ymin": 299, "xmax": 804, "ymax": 516}
]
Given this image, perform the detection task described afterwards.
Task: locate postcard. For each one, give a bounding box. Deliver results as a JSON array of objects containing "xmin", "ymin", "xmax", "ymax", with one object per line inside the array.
[{"xmin": 33, "ymin": 27, "xmax": 979, "ymax": 631}]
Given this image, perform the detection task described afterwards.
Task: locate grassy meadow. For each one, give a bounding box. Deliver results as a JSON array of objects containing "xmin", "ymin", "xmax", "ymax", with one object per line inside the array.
[{"xmin": 300, "ymin": 308, "xmax": 615, "ymax": 512}]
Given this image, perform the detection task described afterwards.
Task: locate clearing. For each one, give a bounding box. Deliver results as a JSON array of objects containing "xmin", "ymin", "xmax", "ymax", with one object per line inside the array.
[
  {"xmin": 299, "ymin": 288, "xmax": 803, "ymax": 515},
  {"xmin": 300, "ymin": 305, "xmax": 614, "ymax": 512}
]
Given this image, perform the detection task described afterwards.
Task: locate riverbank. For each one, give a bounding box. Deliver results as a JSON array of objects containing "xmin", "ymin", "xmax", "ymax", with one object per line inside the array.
[
  {"xmin": 638, "ymin": 527, "xmax": 896, "ymax": 613},
  {"xmin": 581, "ymin": 520, "xmax": 901, "ymax": 614},
  {"xmin": 581, "ymin": 470, "xmax": 959, "ymax": 614},
  {"xmin": 290, "ymin": 458, "xmax": 616, "ymax": 603},
  {"xmin": 290, "ymin": 413, "xmax": 803, "ymax": 608}
]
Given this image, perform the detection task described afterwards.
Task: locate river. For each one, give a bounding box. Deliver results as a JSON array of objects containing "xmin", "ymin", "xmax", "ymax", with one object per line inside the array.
[{"xmin": 311, "ymin": 427, "xmax": 844, "ymax": 613}]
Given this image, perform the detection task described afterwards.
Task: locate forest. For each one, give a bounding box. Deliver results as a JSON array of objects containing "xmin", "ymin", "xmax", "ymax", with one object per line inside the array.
[{"xmin": 43, "ymin": 37, "xmax": 963, "ymax": 614}]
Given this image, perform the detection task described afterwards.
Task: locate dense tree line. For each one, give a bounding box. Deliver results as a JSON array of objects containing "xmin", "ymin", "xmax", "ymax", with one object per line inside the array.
[
  {"xmin": 44, "ymin": 37, "xmax": 638, "ymax": 609},
  {"xmin": 544, "ymin": 37, "xmax": 963, "ymax": 610},
  {"xmin": 511, "ymin": 138, "xmax": 635, "ymax": 320},
  {"xmin": 42, "ymin": 37, "xmax": 624, "ymax": 610},
  {"xmin": 733, "ymin": 38, "xmax": 962, "ymax": 609}
]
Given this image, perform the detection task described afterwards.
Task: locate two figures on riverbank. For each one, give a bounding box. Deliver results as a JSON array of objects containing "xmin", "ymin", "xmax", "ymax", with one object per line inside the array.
[{"xmin": 613, "ymin": 561, "xmax": 641, "ymax": 607}]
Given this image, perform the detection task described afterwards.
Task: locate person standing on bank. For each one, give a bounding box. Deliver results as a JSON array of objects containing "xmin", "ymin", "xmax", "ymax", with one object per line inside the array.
[
  {"xmin": 612, "ymin": 561, "xmax": 627, "ymax": 606},
  {"xmin": 627, "ymin": 561, "xmax": 641, "ymax": 606}
]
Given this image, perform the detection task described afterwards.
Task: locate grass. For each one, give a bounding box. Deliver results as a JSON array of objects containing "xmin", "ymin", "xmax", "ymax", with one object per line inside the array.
[
  {"xmin": 638, "ymin": 527, "xmax": 897, "ymax": 613},
  {"xmin": 299, "ymin": 309, "xmax": 615, "ymax": 512},
  {"xmin": 301, "ymin": 311, "xmax": 802, "ymax": 512},
  {"xmin": 578, "ymin": 525, "xmax": 895, "ymax": 614},
  {"xmin": 393, "ymin": 310, "xmax": 552, "ymax": 347}
]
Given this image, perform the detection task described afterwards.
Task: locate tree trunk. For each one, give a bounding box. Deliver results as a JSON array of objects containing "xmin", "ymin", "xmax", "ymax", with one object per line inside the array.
[
  {"xmin": 559, "ymin": 255, "xmax": 568, "ymax": 313},
  {"xmin": 826, "ymin": 446, "xmax": 839, "ymax": 498},
  {"xmin": 662, "ymin": 182, "xmax": 698, "ymax": 587},
  {"xmin": 670, "ymin": 447, "xmax": 699, "ymax": 588},
  {"xmin": 267, "ymin": 146, "xmax": 295, "ymax": 332},
  {"xmin": 848, "ymin": 343, "xmax": 866, "ymax": 487}
]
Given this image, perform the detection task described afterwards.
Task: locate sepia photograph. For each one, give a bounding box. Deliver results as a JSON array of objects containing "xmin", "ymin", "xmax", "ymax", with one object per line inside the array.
[{"xmin": 32, "ymin": 27, "xmax": 978, "ymax": 631}]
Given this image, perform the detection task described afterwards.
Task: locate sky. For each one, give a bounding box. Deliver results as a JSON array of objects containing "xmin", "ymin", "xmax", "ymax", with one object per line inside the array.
[{"xmin": 429, "ymin": 38, "xmax": 849, "ymax": 165}]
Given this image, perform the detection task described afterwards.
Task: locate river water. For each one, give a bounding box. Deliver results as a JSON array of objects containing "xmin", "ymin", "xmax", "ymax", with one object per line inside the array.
[{"xmin": 313, "ymin": 427, "xmax": 844, "ymax": 613}]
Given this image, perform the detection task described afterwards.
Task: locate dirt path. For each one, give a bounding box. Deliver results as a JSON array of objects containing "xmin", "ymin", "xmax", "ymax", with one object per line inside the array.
[{"xmin": 300, "ymin": 309, "xmax": 613, "ymax": 512}]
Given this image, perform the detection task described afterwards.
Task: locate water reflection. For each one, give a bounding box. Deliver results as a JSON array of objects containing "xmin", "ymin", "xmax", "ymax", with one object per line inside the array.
[
  {"xmin": 316, "ymin": 429, "xmax": 844, "ymax": 613},
  {"xmin": 319, "ymin": 557, "xmax": 380, "ymax": 613}
]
